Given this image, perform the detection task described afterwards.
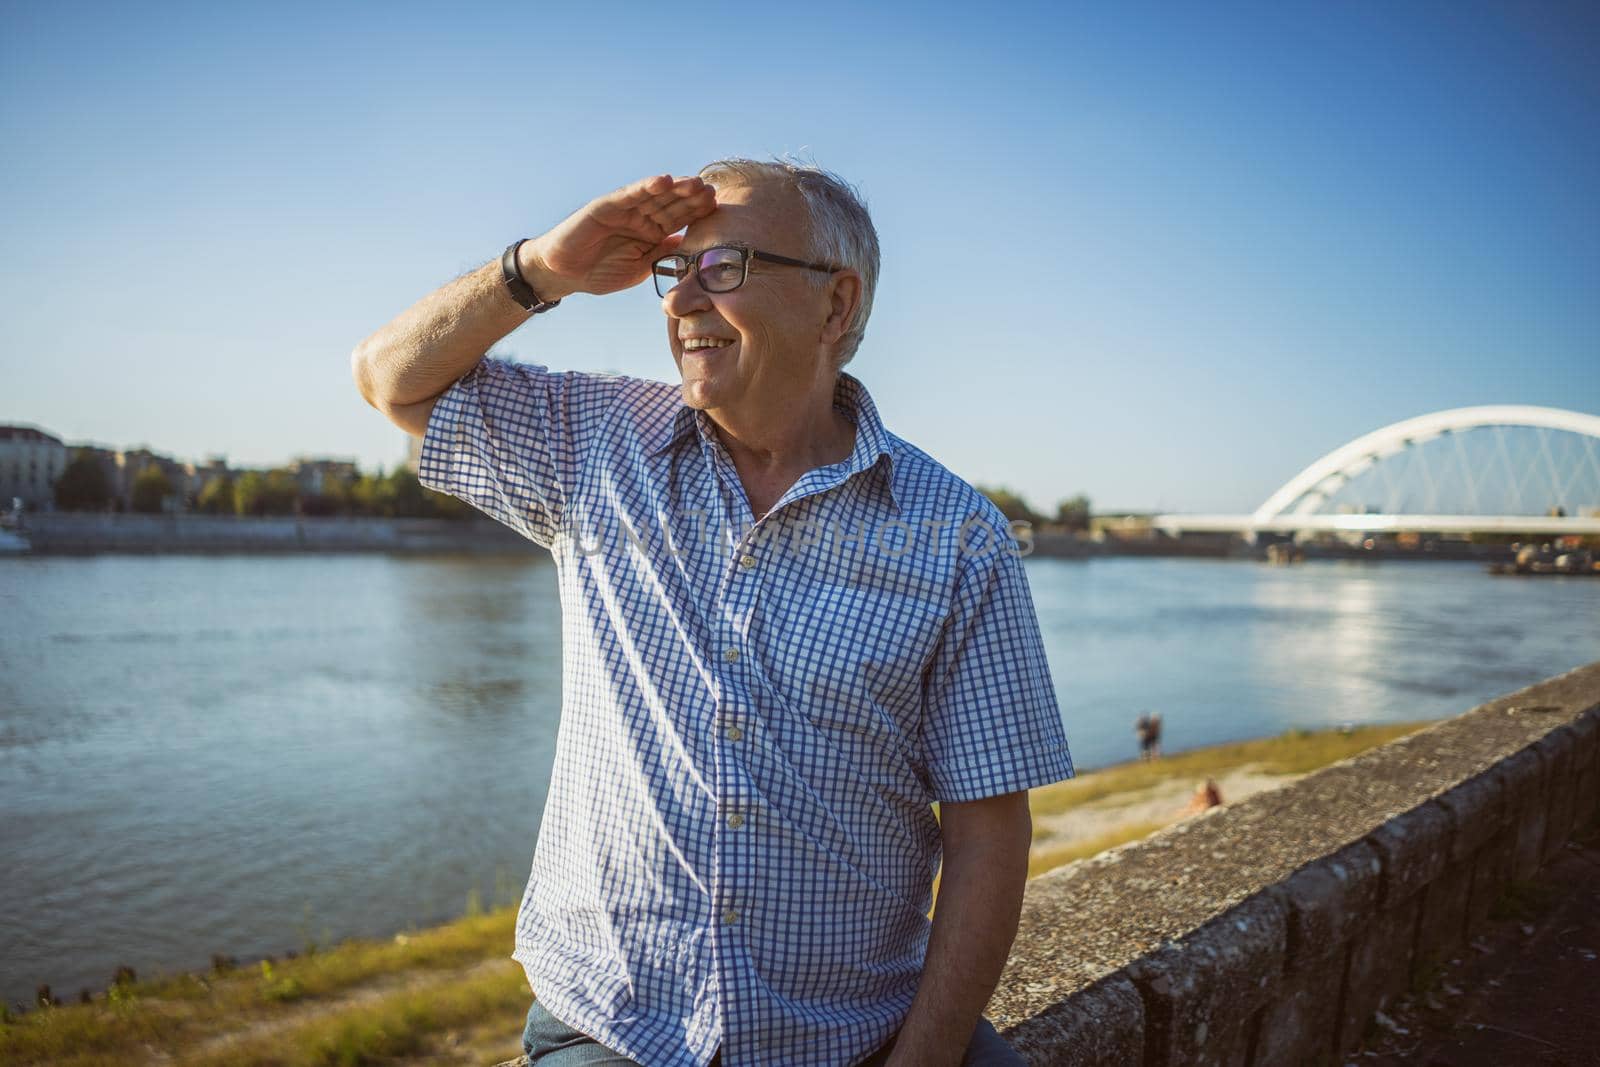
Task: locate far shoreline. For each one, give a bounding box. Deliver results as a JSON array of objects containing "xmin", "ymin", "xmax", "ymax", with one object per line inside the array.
[{"xmin": 2, "ymin": 511, "xmax": 1539, "ymax": 564}]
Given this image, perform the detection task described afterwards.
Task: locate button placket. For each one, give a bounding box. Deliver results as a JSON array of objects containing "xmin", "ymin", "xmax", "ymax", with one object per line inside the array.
[
  {"xmin": 718, "ymin": 537, "xmax": 758, "ymax": 743},
  {"xmin": 714, "ymin": 523, "xmax": 760, "ymax": 955}
]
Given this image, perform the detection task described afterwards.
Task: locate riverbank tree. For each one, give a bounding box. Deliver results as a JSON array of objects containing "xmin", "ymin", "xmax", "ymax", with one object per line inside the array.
[
  {"xmin": 196, "ymin": 474, "xmax": 237, "ymax": 515},
  {"xmin": 978, "ymin": 485, "xmax": 1047, "ymax": 527},
  {"xmin": 341, "ymin": 468, "xmax": 475, "ymax": 519},
  {"xmin": 234, "ymin": 470, "xmax": 299, "ymax": 516},
  {"xmin": 53, "ymin": 451, "xmax": 114, "ymax": 511},
  {"xmin": 130, "ymin": 466, "xmax": 175, "ymax": 514}
]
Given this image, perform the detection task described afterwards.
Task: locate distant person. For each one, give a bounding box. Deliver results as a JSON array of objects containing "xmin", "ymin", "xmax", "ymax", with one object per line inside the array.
[
  {"xmin": 1179, "ymin": 779, "xmax": 1223, "ymax": 818},
  {"xmin": 354, "ymin": 160, "xmax": 1075, "ymax": 1066},
  {"xmin": 1136, "ymin": 711, "xmax": 1163, "ymax": 761}
]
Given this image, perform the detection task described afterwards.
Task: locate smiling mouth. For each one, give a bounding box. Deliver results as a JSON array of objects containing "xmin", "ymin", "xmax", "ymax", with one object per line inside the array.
[{"xmin": 681, "ymin": 338, "xmax": 735, "ymax": 353}]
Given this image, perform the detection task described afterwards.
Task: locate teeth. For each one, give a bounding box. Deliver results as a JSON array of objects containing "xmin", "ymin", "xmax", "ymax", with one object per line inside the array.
[{"xmin": 682, "ymin": 338, "xmax": 733, "ymax": 351}]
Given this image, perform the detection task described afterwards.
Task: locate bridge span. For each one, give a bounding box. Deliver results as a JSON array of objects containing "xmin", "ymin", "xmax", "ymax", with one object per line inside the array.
[{"xmin": 1155, "ymin": 405, "xmax": 1600, "ymax": 539}]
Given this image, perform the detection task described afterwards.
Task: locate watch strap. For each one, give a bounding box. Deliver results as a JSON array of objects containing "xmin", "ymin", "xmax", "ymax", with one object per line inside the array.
[{"xmin": 501, "ymin": 239, "xmax": 561, "ymax": 314}]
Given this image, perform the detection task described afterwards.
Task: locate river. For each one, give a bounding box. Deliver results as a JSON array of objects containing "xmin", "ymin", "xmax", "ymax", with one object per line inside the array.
[{"xmin": 1, "ymin": 553, "xmax": 1596, "ymax": 1008}]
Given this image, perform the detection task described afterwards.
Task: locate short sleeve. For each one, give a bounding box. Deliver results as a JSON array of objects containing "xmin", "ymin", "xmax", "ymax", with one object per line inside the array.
[
  {"xmin": 417, "ymin": 357, "xmax": 621, "ymax": 549},
  {"xmin": 918, "ymin": 534, "xmax": 1075, "ymax": 803}
]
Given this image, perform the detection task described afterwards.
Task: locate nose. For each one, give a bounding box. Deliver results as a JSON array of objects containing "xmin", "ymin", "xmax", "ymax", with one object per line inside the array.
[{"xmin": 661, "ymin": 270, "xmax": 712, "ymax": 319}]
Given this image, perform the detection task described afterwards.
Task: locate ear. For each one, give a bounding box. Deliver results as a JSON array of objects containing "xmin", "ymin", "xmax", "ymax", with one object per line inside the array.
[{"xmin": 819, "ymin": 269, "xmax": 862, "ymax": 346}]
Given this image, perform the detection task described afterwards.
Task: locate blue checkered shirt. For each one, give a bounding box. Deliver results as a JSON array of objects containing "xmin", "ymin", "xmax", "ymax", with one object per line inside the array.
[{"xmin": 417, "ymin": 357, "xmax": 1074, "ymax": 1067}]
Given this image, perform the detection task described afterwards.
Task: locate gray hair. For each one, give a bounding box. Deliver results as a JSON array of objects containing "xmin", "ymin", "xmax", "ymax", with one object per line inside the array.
[{"xmin": 697, "ymin": 157, "xmax": 880, "ymax": 369}]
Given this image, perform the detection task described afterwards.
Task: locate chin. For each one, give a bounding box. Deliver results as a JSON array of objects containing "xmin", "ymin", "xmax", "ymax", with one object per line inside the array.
[{"xmin": 679, "ymin": 378, "xmax": 722, "ymax": 410}]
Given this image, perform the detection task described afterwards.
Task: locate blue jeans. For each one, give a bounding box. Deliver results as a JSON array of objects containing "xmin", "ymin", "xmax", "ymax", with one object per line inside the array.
[{"xmin": 521, "ymin": 997, "xmax": 1026, "ymax": 1066}]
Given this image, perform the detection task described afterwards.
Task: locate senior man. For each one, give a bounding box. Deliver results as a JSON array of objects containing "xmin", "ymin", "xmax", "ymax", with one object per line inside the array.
[{"xmin": 352, "ymin": 159, "xmax": 1074, "ymax": 1067}]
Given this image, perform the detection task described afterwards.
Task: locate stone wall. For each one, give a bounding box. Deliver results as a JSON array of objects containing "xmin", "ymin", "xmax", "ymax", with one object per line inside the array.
[
  {"xmin": 12, "ymin": 512, "xmax": 540, "ymax": 555},
  {"xmin": 990, "ymin": 660, "xmax": 1600, "ymax": 1066}
]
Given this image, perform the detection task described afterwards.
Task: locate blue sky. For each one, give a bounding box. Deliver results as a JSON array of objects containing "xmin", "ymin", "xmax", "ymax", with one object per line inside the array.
[{"xmin": 2, "ymin": 1, "xmax": 1596, "ymax": 513}]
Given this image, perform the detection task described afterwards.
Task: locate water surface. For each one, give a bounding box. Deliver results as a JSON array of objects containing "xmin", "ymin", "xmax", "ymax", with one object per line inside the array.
[{"xmin": 2, "ymin": 553, "xmax": 1595, "ymax": 1007}]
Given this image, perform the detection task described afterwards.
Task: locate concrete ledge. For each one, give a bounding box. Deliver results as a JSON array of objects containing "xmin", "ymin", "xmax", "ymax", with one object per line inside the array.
[
  {"xmin": 1466, "ymin": 823, "xmax": 1516, "ymax": 932},
  {"xmin": 1497, "ymin": 746, "xmax": 1552, "ymax": 882},
  {"xmin": 1366, "ymin": 801, "xmax": 1453, "ymax": 907},
  {"xmin": 1436, "ymin": 769, "xmax": 1505, "ymax": 862},
  {"xmin": 1274, "ymin": 841, "xmax": 1381, "ymax": 974},
  {"xmin": 1412, "ymin": 852, "xmax": 1473, "ymax": 978},
  {"xmin": 1536, "ymin": 726, "xmax": 1579, "ymax": 863},
  {"xmin": 1573, "ymin": 712, "xmax": 1599, "ymax": 828},
  {"xmin": 999, "ymin": 974, "xmax": 1144, "ymax": 1066},
  {"xmin": 992, "ymin": 660, "xmax": 1600, "ymax": 1066},
  {"xmin": 1124, "ymin": 891, "xmax": 1285, "ymax": 1066},
  {"xmin": 1338, "ymin": 895, "xmax": 1420, "ymax": 1051}
]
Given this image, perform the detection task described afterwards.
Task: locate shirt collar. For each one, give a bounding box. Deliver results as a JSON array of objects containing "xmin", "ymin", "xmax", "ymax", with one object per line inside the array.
[{"xmin": 647, "ymin": 371, "xmax": 901, "ymax": 514}]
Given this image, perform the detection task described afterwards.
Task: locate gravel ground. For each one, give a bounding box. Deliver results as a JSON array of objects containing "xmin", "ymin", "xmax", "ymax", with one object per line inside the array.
[
  {"xmin": 1031, "ymin": 765, "xmax": 1305, "ymax": 848},
  {"xmin": 1348, "ymin": 818, "xmax": 1600, "ymax": 1067}
]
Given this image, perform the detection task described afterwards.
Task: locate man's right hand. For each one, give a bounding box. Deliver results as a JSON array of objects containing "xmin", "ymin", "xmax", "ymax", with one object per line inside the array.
[
  {"xmin": 519, "ymin": 174, "xmax": 718, "ymax": 302},
  {"xmin": 354, "ymin": 172, "xmax": 716, "ymax": 421}
]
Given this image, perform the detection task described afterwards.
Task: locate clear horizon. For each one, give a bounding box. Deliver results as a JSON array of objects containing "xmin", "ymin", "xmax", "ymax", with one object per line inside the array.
[{"xmin": 3, "ymin": 2, "xmax": 1597, "ymax": 515}]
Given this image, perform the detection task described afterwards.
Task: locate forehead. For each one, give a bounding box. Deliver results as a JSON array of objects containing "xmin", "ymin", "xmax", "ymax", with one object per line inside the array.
[{"xmin": 681, "ymin": 180, "xmax": 809, "ymax": 253}]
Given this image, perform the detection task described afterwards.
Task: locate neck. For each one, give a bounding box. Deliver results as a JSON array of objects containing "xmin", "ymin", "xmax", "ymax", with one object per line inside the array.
[{"xmin": 706, "ymin": 372, "xmax": 855, "ymax": 474}]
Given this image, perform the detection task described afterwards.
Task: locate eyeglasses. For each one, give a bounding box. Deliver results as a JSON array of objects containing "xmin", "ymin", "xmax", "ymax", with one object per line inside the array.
[{"xmin": 652, "ymin": 244, "xmax": 839, "ymax": 298}]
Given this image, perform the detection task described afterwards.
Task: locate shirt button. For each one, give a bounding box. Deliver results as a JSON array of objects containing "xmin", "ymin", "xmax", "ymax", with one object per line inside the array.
[
  {"xmin": 725, "ymin": 724, "xmax": 744, "ymax": 741},
  {"xmin": 726, "ymin": 812, "xmax": 745, "ymax": 828},
  {"xmin": 723, "ymin": 647, "xmax": 741, "ymax": 663},
  {"xmin": 739, "ymin": 554, "xmax": 757, "ymax": 569},
  {"xmin": 722, "ymin": 908, "xmax": 740, "ymax": 924}
]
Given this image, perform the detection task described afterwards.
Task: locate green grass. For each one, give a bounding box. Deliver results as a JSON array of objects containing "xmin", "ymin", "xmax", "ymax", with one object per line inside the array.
[
  {"xmin": 0, "ymin": 957, "xmax": 530, "ymax": 1067},
  {"xmin": 179, "ymin": 961, "xmax": 529, "ymax": 1067},
  {"xmin": 0, "ymin": 908, "xmax": 520, "ymax": 1065},
  {"xmin": 1027, "ymin": 819, "xmax": 1171, "ymax": 878}
]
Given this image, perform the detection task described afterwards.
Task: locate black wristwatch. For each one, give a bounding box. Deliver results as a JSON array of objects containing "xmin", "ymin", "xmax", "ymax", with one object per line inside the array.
[{"xmin": 501, "ymin": 239, "xmax": 562, "ymax": 314}]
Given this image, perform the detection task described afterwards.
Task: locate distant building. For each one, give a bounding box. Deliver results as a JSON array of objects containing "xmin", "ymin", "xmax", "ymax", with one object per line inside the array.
[
  {"xmin": 1090, "ymin": 513, "xmax": 1157, "ymax": 542},
  {"xmin": 116, "ymin": 448, "xmax": 193, "ymax": 513},
  {"xmin": 290, "ymin": 457, "xmax": 361, "ymax": 496},
  {"xmin": 188, "ymin": 455, "xmax": 231, "ymax": 486},
  {"xmin": 1, "ymin": 423, "xmax": 378, "ymax": 515},
  {"xmin": 0, "ymin": 425, "xmax": 69, "ymax": 512}
]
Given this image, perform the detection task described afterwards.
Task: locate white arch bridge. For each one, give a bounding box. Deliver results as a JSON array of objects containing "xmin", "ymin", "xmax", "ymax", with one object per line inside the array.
[{"xmin": 1155, "ymin": 406, "xmax": 1600, "ymax": 538}]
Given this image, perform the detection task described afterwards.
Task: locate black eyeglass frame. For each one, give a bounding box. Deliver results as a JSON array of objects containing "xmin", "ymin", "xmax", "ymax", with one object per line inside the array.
[{"xmin": 652, "ymin": 243, "xmax": 841, "ymax": 298}]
